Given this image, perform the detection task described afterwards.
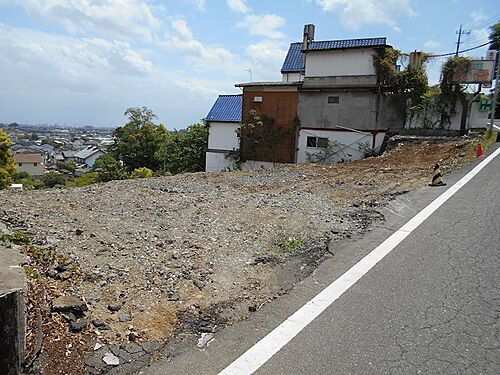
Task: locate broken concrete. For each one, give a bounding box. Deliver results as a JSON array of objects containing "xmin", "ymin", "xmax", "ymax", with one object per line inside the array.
[{"xmin": 0, "ymin": 243, "xmax": 27, "ymax": 375}]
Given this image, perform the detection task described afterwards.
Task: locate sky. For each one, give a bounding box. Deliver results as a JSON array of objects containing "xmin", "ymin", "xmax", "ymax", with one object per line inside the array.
[{"xmin": 0, "ymin": 0, "xmax": 499, "ymax": 129}]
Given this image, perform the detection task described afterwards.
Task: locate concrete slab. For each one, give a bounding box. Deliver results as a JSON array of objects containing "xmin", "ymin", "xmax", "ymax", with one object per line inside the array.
[{"xmin": 1, "ymin": 237, "xmax": 27, "ymax": 375}]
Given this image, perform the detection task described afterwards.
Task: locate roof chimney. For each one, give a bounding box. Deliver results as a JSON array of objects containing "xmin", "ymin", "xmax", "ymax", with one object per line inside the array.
[{"xmin": 303, "ymin": 24, "xmax": 315, "ymax": 51}]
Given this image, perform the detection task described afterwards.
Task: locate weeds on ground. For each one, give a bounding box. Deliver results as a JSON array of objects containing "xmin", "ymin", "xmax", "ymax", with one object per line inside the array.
[
  {"xmin": 0, "ymin": 231, "xmax": 30, "ymax": 245},
  {"xmin": 271, "ymin": 237, "xmax": 305, "ymax": 254}
]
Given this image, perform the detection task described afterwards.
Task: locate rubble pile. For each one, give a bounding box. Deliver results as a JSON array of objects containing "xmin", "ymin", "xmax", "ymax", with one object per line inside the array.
[{"xmin": 0, "ymin": 139, "xmax": 475, "ymax": 374}]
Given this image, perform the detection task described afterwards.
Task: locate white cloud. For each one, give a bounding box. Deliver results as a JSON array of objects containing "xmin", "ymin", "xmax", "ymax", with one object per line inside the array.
[
  {"xmin": 192, "ymin": 0, "xmax": 206, "ymax": 11},
  {"xmin": 164, "ymin": 19, "xmax": 248, "ymax": 76},
  {"xmin": 0, "ymin": 0, "xmax": 161, "ymax": 41},
  {"xmin": 226, "ymin": 0, "xmax": 250, "ymax": 13},
  {"xmin": 470, "ymin": 9, "xmax": 487, "ymax": 23},
  {"xmin": 424, "ymin": 39, "xmax": 439, "ymax": 50},
  {"xmin": 0, "ymin": 22, "xmax": 152, "ymax": 95},
  {"xmin": 0, "ymin": 22, "xmax": 237, "ymax": 127},
  {"xmin": 246, "ymin": 39, "xmax": 288, "ymax": 81},
  {"xmin": 237, "ymin": 14, "xmax": 286, "ymax": 39},
  {"xmin": 313, "ymin": 0, "xmax": 414, "ymax": 30}
]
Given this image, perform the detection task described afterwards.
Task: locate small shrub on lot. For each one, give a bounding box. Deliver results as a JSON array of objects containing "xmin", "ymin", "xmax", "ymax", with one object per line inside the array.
[
  {"xmin": 0, "ymin": 231, "xmax": 30, "ymax": 245},
  {"xmin": 66, "ymin": 172, "xmax": 99, "ymax": 187},
  {"xmin": 42, "ymin": 172, "xmax": 66, "ymax": 188},
  {"xmin": 130, "ymin": 167, "xmax": 154, "ymax": 179},
  {"xmin": 271, "ymin": 237, "xmax": 305, "ymax": 254}
]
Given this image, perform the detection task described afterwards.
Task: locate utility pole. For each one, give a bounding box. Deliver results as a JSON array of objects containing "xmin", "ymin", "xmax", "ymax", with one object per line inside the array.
[
  {"xmin": 244, "ymin": 68, "xmax": 253, "ymax": 82},
  {"xmin": 488, "ymin": 51, "xmax": 500, "ymax": 133},
  {"xmin": 455, "ymin": 24, "xmax": 471, "ymax": 56}
]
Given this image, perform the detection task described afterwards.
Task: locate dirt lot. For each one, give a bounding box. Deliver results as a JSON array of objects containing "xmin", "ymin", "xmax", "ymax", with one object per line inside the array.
[{"xmin": 0, "ymin": 137, "xmax": 479, "ymax": 374}]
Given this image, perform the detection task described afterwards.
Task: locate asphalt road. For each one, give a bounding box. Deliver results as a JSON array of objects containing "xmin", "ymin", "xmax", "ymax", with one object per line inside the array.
[{"xmin": 143, "ymin": 146, "xmax": 500, "ymax": 375}]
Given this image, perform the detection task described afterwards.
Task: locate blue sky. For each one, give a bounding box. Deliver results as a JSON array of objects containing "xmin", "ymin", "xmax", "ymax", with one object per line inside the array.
[{"xmin": 0, "ymin": 0, "xmax": 498, "ymax": 129}]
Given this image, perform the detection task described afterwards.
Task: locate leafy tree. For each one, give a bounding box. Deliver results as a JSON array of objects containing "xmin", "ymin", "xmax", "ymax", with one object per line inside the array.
[
  {"xmin": 92, "ymin": 153, "xmax": 128, "ymax": 182},
  {"xmin": 158, "ymin": 123, "xmax": 209, "ymax": 174},
  {"xmin": 111, "ymin": 107, "xmax": 169, "ymax": 171},
  {"xmin": 130, "ymin": 167, "xmax": 154, "ymax": 179},
  {"xmin": 489, "ymin": 22, "xmax": 500, "ymax": 51},
  {"xmin": 0, "ymin": 129, "xmax": 16, "ymax": 189},
  {"xmin": 12, "ymin": 171, "xmax": 30, "ymax": 182},
  {"xmin": 42, "ymin": 172, "xmax": 66, "ymax": 188},
  {"xmin": 57, "ymin": 160, "xmax": 77, "ymax": 173},
  {"xmin": 66, "ymin": 172, "xmax": 99, "ymax": 187}
]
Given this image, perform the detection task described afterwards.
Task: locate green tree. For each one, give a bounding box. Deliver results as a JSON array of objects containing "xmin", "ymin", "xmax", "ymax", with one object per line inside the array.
[
  {"xmin": 158, "ymin": 123, "xmax": 209, "ymax": 174},
  {"xmin": 92, "ymin": 153, "xmax": 128, "ymax": 182},
  {"xmin": 489, "ymin": 22, "xmax": 500, "ymax": 51},
  {"xmin": 130, "ymin": 167, "xmax": 154, "ymax": 179},
  {"xmin": 66, "ymin": 172, "xmax": 99, "ymax": 187},
  {"xmin": 111, "ymin": 107, "xmax": 169, "ymax": 172},
  {"xmin": 42, "ymin": 172, "xmax": 66, "ymax": 188},
  {"xmin": 0, "ymin": 129, "xmax": 16, "ymax": 189}
]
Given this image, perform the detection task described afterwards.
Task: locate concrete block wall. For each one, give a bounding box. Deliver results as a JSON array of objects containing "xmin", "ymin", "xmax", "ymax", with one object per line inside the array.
[{"xmin": 0, "ymin": 243, "xmax": 27, "ymax": 375}]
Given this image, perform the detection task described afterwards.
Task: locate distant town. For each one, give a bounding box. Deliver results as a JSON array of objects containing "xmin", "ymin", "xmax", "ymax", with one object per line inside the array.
[{"xmin": 0, "ymin": 122, "xmax": 114, "ymax": 178}]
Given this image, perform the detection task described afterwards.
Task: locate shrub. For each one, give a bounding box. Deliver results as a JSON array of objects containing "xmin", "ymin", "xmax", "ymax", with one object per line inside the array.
[
  {"xmin": 42, "ymin": 172, "xmax": 66, "ymax": 188},
  {"xmin": 11, "ymin": 171, "xmax": 30, "ymax": 181},
  {"xmin": 130, "ymin": 167, "xmax": 153, "ymax": 179},
  {"xmin": 92, "ymin": 153, "xmax": 128, "ymax": 182},
  {"xmin": 74, "ymin": 172, "xmax": 99, "ymax": 187}
]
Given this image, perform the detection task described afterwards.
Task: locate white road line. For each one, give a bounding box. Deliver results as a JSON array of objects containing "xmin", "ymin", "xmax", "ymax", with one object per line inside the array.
[{"xmin": 220, "ymin": 147, "xmax": 500, "ymax": 375}]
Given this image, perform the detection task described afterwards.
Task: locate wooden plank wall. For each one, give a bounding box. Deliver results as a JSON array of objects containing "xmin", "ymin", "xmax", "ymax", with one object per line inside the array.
[{"xmin": 241, "ymin": 90, "xmax": 298, "ymax": 164}]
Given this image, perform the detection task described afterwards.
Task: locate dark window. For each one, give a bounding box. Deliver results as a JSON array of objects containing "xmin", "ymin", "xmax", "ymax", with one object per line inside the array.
[
  {"xmin": 18, "ymin": 163, "xmax": 22, "ymax": 167},
  {"xmin": 34, "ymin": 163, "xmax": 38, "ymax": 166},
  {"xmin": 307, "ymin": 137, "xmax": 329, "ymax": 148},
  {"xmin": 328, "ymin": 96, "xmax": 339, "ymax": 104},
  {"xmin": 317, "ymin": 137, "xmax": 329, "ymax": 148},
  {"xmin": 306, "ymin": 137, "xmax": 317, "ymax": 147}
]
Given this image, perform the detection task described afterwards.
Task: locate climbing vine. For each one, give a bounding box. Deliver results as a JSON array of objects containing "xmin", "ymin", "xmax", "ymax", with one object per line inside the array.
[
  {"xmin": 373, "ymin": 48, "xmax": 471, "ymax": 129},
  {"xmin": 237, "ymin": 110, "xmax": 292, "ymax": 166},
  {"xmin": 373, "ymin": 47, "xmax": 429, "ymax": 108},
  {"xmin": 409, "ymin": 56, "xmax": 470, "ymax": 129}
]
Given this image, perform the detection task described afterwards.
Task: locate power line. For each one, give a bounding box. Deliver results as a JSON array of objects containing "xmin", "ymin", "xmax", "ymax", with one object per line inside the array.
[
  {"xmin": 472, "ymin": 13, "xmax": 500, "ymax": 30},
  {"xmin": 428, "ymin": 41, "xmax": 493, "ymax": 58}
]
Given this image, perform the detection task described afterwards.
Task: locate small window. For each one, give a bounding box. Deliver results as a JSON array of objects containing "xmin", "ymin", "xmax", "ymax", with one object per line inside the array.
[
  {"xmin": 306, "ymin": 137, "xmax": 317, "ymax": 148},
  {"xmin": 328, "ymin": 96, "xmax": 339, "ymax": 104},
  {"xmin": 317, "ymin": 137, "xmax": 329, "ymax": 148},
  {"xmin": 34, "ymin": 163, "xmax": 38, "ymax": 166},
  {"xmin": 307, "ymin": 137, "xmax": 329, "ymax": 148},
  {"xmin": 18, "ymin": 163, "xmax": 22, "ymax": 167}
]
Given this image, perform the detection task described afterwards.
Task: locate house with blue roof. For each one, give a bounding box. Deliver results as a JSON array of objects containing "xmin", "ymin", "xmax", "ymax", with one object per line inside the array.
[
  {"xmin": 205, "ymin": 24, "xmax": 407, "ymax": 171},
  {"xmin": 205, "ymin": 94, "xmax": 242, "ymax": 172}
]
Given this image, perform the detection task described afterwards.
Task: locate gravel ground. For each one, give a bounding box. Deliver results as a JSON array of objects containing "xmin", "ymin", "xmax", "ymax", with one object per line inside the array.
[{"xmin": 0, "ymin": 138, "xmax": 476, "ymax": 374}]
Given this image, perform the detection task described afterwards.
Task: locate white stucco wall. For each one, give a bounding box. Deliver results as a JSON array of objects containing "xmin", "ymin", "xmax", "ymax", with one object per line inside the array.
[
  {"xmin": 305, "ymin": 48, "xmax": 377, "ymax": 77},
  {"xmin": 206, "ymin": 152, "xmax": 238, "ymax": 172},
  {"xmin": 297, "ymin": 129, "xmax": 385, "ymax": 164},
  {"xmin": 208, "ymin": 122, "xmax": 240, "ymax": 151},
  {"xmin": 468, "ymin": 101, "xmax": 489, "ymax": 128},
  {"xmin": 282, "ymin": 72, "xmax": 303, "ymax": 82},
  {"xmin": 16, "ymin": 162, "xmax": 45, "ymax": 176},
  {"xmin": 406, "ymin": 101, "xmax": 488, "ymax": 130}
]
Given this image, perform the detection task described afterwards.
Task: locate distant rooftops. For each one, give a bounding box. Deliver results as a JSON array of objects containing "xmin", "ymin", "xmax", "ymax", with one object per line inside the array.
[
  {"xmin": 206, "ymin": 95, "xmax": 242, "ymax": 123},
  {"xmin": 74, "ymin": 146, "xmax": 102, "ymax": 160},
  {"xmin": 14, "ymin": 153, "xmax": 43, "ymax": 163},
  {"xmin": 281, "ymin": 37, "xmax": 388, "ymax": 73}
]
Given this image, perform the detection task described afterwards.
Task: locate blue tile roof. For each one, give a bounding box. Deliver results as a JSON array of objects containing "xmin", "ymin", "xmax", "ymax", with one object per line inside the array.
[
  {"xmin": 281, "ymin": 43, "xmax": 303, "ymax": 73},
  {"xmin": 281, "ymin": 37, "xmax": 387, "ymax": 73},
  {"xmin": 206, "ymin": 94, "xmax": 242, "ymax": 123}
]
